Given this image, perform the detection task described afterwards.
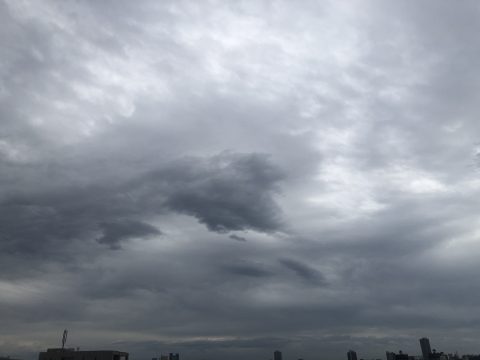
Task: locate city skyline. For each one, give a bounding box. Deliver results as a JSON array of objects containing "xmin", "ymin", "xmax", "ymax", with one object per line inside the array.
[{"xmin": 5, "ymin": 336, "xmax": 480, "ymax": 360}]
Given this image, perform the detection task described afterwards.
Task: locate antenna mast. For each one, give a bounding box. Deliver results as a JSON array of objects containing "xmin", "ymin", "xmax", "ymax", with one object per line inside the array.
[{"xmin": 61, "ymin": 329, "xmax": 68, "ymax": 350}]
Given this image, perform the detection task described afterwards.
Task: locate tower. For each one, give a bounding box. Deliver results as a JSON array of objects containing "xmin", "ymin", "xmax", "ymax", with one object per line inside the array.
[
  {"xmin": 348, "ymin": 350, "xmax": 358, "ymax": 360},
  {"xmin": 420, "ymin": 338, "xmax": 432, "ymax": 360},
  {"xmin": 274, "ymin": 350, "xmax": 282, "ymax": 360}
]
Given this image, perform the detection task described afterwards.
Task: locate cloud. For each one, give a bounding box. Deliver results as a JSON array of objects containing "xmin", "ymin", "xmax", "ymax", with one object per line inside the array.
[
  {"xmin": 160, "ymin": 153, "xmax": 284, "ymax": 233},
  {"xmin": 279, "ymin": 258, "xmax": 327, "ymax": 285},
  {"xmin": 222, "ymin": 263, "xmax": 270, "ymax": 278},
  {"xmin": 0, "ymin": 152, "xmax": 283, "ymax": 256},
  {"xmin": 229, "ymin": 234, "xmax": 247, "ymax": 242},
  {"xmin": 96, "ymin": 220, "xmax": 161, "ymax": 249},
  {"xmin": 3, "ymin": 0, "xmax": 480, "ymax": 359}
]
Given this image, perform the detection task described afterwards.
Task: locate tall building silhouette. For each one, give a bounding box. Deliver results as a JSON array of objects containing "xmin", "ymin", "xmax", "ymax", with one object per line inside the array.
[
  {"xmin": 348, "ymin": 350, "xmax": 358, "ymax": 360},
  {"xmin": 274, "ymin": 350, "xmax": 282, "ymax": 360},
  {"xmin": 420, "ymin": 338, "xmax": 432, "ymax": 360}
]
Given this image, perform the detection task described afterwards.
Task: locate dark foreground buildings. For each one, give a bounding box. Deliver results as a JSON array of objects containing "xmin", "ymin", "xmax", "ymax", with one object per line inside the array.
[
  {"xmin": 350, "ymin": 337, "xmax": 458, "ymax": 360},
  {"xmin": 38, "ymin": 349, "xmax": 128, "ymax": 360},
  {"xmin": 386, "ymin": 351, "xmax": 409, "ymax": 360},
  {"xmin": 348, "ymin": 350, "xmax": 358, "ymax": 360}
]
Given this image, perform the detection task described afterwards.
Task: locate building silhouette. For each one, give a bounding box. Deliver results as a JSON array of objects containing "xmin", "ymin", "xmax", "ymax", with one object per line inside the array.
[
  {"xmin": 157, "ymin": 354, "xmax": 178, "ymax": 360},
  {"xmin": 39, "ymin": 349, "xmax": 128, "ymax": 360},
  {"xmin": 386, "ymin": 351, "xmax": 409, "ymax": 360},
  {"xmin": 420, "ymin": 338, "xmax": 432, "ymax": 360},
  {"xmin": 430, "ymin": 349, "xmax": 446, "ymax": 360},
  {"xmin": 274, "ymin": 350, "xmax": 282, "ymax": 360},
  {"xmin": 386, "ymin": 352, "xmax": 396, "ymax": 360},
  {"xmin": 348, "ymin": 350, "xmax": 358, "ymax": 360}
]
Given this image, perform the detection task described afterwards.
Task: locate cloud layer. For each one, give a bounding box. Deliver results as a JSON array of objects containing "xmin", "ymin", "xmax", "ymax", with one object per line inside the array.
[{"xmin": 2, "ymin": 1, "xmax": 480, "ymax": 360}]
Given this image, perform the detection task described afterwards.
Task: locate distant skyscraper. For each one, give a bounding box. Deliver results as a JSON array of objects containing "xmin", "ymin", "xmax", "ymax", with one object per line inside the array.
[
  {"xmin": 420, "ymin": 338, "xmax": 432, "ymax": 360},
  {"xmin": 274, "ymin": 350, "xmax": 282, "ymax": 360},
  {"xmin": 348, "ymin": 350, "xmax": 358, "ymax": 360},
  {"xmin": 168, "ymin": 354, "xmax": 179, "ymax": 360}
]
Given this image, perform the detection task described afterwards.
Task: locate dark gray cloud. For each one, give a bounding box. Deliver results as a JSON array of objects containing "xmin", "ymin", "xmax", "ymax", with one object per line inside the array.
[
  {"xmin": 96, "ymin": 220, "xmax": 161, "ymax": 250},
  {"xmin": 279, "ymin": 258, "xmax": 327, "ymax": 285},
  {"xmin": 229, "ymin": 234, "xmax": 247, "ymax": 242},
  {"xmin": 154, "ymin": 153, "xmax": 284, "ymax": 233},
  {"xmin": 0, "ymin": 152, "xmax": 283, "ymax": 256},
  {"xmin": 222, "ymin": 263, "xmax": 270, "ymax": 278}
]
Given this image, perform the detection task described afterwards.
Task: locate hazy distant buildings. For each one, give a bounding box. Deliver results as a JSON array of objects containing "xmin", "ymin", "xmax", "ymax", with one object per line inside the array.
[
  {"xmin": 39, "ymin": 349, "xmax": 128, "ymax": 360},
  {"xmin": 348, "ymin": 350, "xmax": 358, "ymax": 360},
  {"xmin": 156, "ymin": 354, "xmax": 178, "ymax": 360},
  {"xmin": 274, "ymin": 350, "xmax": 283, "ymax": 360}
]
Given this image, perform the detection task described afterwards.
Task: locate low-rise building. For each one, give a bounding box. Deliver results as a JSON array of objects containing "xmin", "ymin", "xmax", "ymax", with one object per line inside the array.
[{"xmin": 39, "ymin": 348, "xmax": 128, "ymax": 360}]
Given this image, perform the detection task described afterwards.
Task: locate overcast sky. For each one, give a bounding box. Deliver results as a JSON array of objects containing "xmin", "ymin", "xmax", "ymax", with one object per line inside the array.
[{"xmin": 3, "ymin": 1, "xmax": 480, "ymax": 360}]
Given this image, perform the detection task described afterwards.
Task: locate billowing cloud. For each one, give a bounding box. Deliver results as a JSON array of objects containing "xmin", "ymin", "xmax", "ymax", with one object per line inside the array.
[
  {"xmin": 0, "ymin": 152, "xmax": 283, "ymax": 255},
  {"xmin": 160, "ymin": 153, "xmax": 284, "ymax": 233}
]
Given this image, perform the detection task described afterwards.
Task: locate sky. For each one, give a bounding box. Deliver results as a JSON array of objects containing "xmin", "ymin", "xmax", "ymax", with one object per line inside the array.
[{"xmin": 2, "ymin": 1, "xmax": 480, "ymax": 359}]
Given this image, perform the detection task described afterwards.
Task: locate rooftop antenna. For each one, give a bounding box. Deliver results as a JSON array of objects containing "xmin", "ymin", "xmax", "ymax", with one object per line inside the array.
[{"xmin": 61, "ymin": 329, "xmax": 68, "ymax": 350}]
